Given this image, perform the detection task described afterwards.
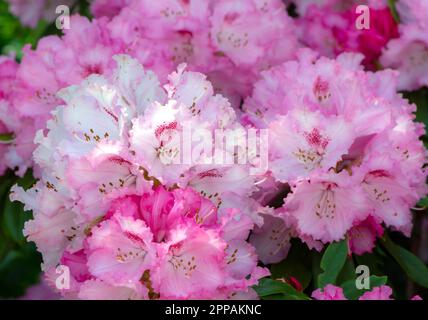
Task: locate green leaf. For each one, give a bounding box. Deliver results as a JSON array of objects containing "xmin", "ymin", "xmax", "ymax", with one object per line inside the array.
[
  {"xmin": 311, "ymin": 250, "xmax": 323, "ymax": 288},
  {"xmin": 0, "ymin": 170, "xmax": 35, "ymax": 244},
  {"xmin": 341, "ymin": 275, "xmax": 388, "ymax": 300},
  {"xmin": 0, "ymin": 174, "xmax": 14, "ymax": 199},
  {"xmin": 271, "ymin": 259, "xmax": 312, "ymax": 290},
  {"xmin": 403, "ymin": 88, "xmax": 428, "ymax": 148},
  {"xmin": 253, "ymin": 278, "xmax": 311, "ymax": 300},
  {"xmin": 0, "ymin": 243, "xmax": 42, "ymax": 298},
  {"xmin": 336, "ymin": 257, "xmax": 356, "ymax": 285},
  {"xmin": 16, "ymin": 169, "xmax": 37, "ymax": 190},
  {"xmin": 270, "ymin": 240, "xmax": 313, "ymax": 289},
  {"xmin": 318, "ymin": 240, "xmax": 348, "ymax": 288},
  {"xmin": 2, "ymin": 198, "xmax": 28, "ymax": 243},
  {"xmin": 382, "ymin": 234, "xmax": 428, "ymax": 288}
]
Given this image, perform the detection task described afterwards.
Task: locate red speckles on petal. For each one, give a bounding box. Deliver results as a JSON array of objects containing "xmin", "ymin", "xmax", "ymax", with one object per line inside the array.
[
  {"xmin": 224, "ymin": 12, "xmax": 239, "ymax": 24},
  {"xmin": 82, "ymin": 64, "xmax": 103, "ymax": 78},
  {"xmin": 313, "ymin": 76, "xmax": 331, "ymax": 102},
  {"xmin": 197, "ymin": 169, "xmax": 223, "ymax": 179},
  {"xmin": 368, "ymin": 170, "xmax": 391, "ymax": 178},
  {"xmin": 124, "ymin": 231, "xmax": 148, "ymax": 247},
  {"xmin": 304, "ymin": 128, "xmax": 330, "ymax": 150},
  {"xmin": 177, "ymin": 30, "xmax": 193, "ymax": 37},
  {"xmin": 155, "ymin": 121, "xmax": 178, "ymax": 140}
]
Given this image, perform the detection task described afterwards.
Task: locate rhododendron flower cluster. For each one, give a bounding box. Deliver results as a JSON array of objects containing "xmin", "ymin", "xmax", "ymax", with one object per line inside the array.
[
  {"xmin": 244, "ymin": 49, "xmax": 426, "ymax": 249},
  {"xmin": 11, "ymin": 55, "xmax": 267, "ymax": 299},
  {"xmin": 48, "ymin": 187, "xmax": 266, "ymax": 299},
  {"xmin": 1, "ymin": 0, "xmax": 427, "ymax": 301}
]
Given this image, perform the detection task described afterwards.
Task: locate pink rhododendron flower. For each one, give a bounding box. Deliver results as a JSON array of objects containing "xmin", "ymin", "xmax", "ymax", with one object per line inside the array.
[
  {"xmin": 249, "ymin": 207, "xmax": 323, "ymax": 264},
  {"xmin": 129, "ymin": 63, "xmax": 252, "ymax": 190},
  {"xmin": 359, "ymin": 285, "xmax": 393, "ymax": 300},
  {"xmin": 249, "ymin": 210, "xmax": 294, "ymax": 264},
  {"xmin": 347, "ymin": 216, "xmax": 384, "ymax": 255},
  {"xmin": 0, "ymin": 56, "xmax": 35, "ymax": 175},
  {"xmin": 312, "ymin": 284, "xmax": 420, "ymax": 300},
  {"xmin": 294, "ymin": 0, "xmax": 398, "ymax": 68},
  {"xmin": 244, "ymin": 49, "xmax": 427, "ymax": 244},
  {"xmin": 380, "ymin": 27, "xmax": 428, "ymax": 91},
  {"xmin": 0, "ymin": 56, "xmax": 17, "ymax": 102},
  {"xmin": 380, "ymin": 0, "xmax": 428, "ymax": 90},
  {"xmin": 395, "ymin": 0, "xmax": 428, "ymax": 29},
  {"xmin": 6, "ymin": 0, "xmax": 75, "ymax": 27},
  {"xmin": 285, "ymin": 173, "xmax": 370, "ymax": 243},
  {"xmin": 210, "ymin": 0, "xmax": 297, "ymax": 67},
  {"xmin": 311, "ymin": 284, "xmax": 347, "ymax": 300},
  {"xmin": 0, "ymin": 56, "xmax": 19, "ymax": 175}
]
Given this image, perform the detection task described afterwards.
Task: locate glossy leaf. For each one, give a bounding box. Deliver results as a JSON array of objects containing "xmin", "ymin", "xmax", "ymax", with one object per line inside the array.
[
  {"xmin": 253, "ymin": 278, "xmax": 311, "ymax": 300},
  {"xmin": 382, "ymin": 234, "xmax": 428, "ymax": 288},
  {"xmin": 318, "ymin": 240, "xmax": 348, "ymax": 288}
]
